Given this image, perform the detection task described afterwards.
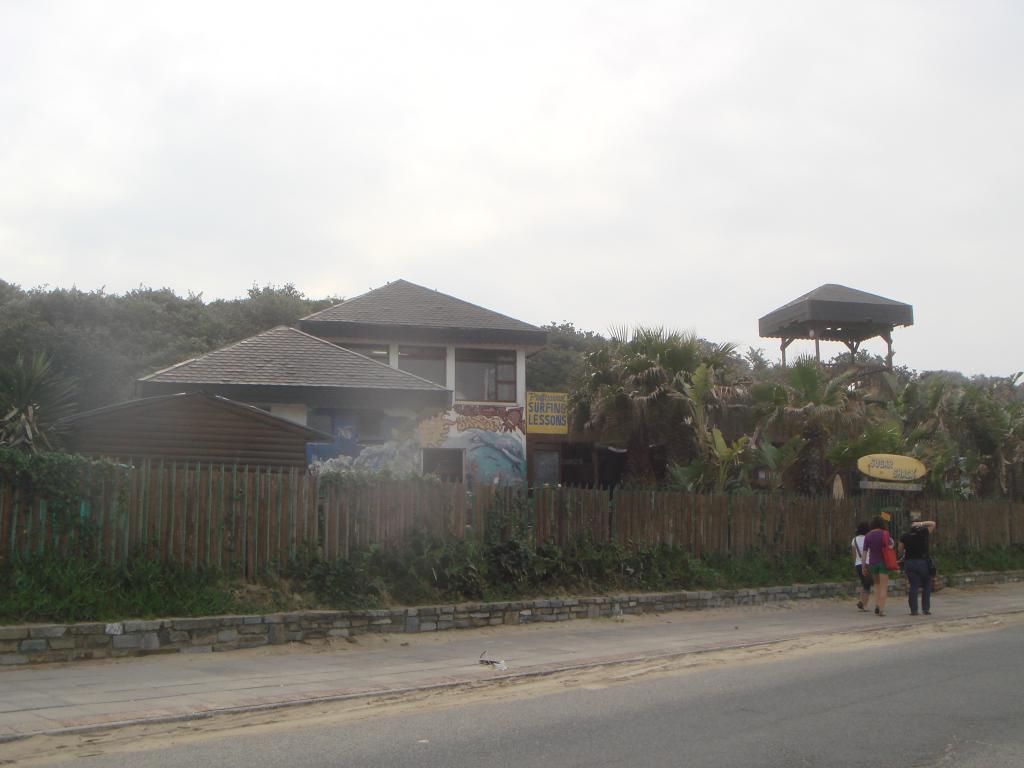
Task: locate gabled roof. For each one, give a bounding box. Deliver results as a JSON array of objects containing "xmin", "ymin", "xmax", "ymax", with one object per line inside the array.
[
  {"xmin": 299, "ymin": 279, "xmax": 547, "ymax": 346},
  {"xmin": 138, "ymin": 326, "xmax": 448, "ymax": 392},
  {"xmin": 60, "ymin": 392, "xmax": 329, "ymax": 441},
  {"xmin": 759, "ymin": 284, "xmax": 914, "ymax": 342}
]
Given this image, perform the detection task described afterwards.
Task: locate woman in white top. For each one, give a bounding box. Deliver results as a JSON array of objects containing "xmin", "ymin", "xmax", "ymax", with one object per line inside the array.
[{"xmin": 851, "ymin": 521, "xmax": 872, "ymax": 611}]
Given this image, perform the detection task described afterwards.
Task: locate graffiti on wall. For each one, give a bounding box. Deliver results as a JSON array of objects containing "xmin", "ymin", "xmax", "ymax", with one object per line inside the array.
[
  {"xmin": 418, "ymin": 405, "xmax": 526, "ymax": 485},
  {"xmin": 309, "ymin": 405, "xmax": 526, "ymax": 485}
]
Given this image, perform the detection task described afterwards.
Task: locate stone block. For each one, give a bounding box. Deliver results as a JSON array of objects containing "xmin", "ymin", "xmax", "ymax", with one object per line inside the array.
[
  {"xmin": 19, "ymin": 639, "xmax": 47, "ymax": 652},
  {"xmin": 405, "ymin": 617, "xmax": 420, "ymax": 632},
  {"xmin": 48, "ymin": 637, "xmax": 76, "ymax": 650},
  {"xmin": 328, "ymin": 628, "xmax": 350, "ymax": 638},
  {"xmin": 239, "ymin": 624, "xmax": 268, "ymax": 635},
  {"xmin": 268, "ymin": 624, "xmax": 287, "ymax": 644},
  {"xmin": 172, "ymin": 618, "xmax": 220, "ymax": 631},
  {"xmin": 0, "ymin": 654, "xmax": 29, "ymax": 665},
  {"xmin": 180, "ymin": 645, "xmax": 212, "ymax": 653},
  {"xmin": 123, "ymin": 620, "xmax": 163, "ymax": 633},
  {"xmin": 243, "ymin": 615, "xmax": 264, "ymax": 625},
  {"xmin": 217, "ymin": 629, "xmax": 239, "ymax": 643},
  {"xmin": 29, "ymin": 625, "xmax": 67, "ymax": 639},
  {"xmin": 77, "ymin": 634, "xmax": 111, "ymax": 649},
  {"xmin": 238, "ymin": 637, "xmax": 269, "ymax": 649},
  {"xmin": 105, "ymin": 622, "xmax": 124, "ymax": 635},
  {"xmin": 68, "ymin": 623, "xmax": 106, "ymax": 635},
  {"xmin": 286, "ymin": 630, "xmax": 304, "ymax": 642},
  {"xmin": 112, "ymin": 634, "xmax": 142, "ymax": 649},
  {"xmin": 263, "ymin": 613, "xmax": 284, "ymax": 624},
  {"xmin": 0, "ymin": 627, "xmax": 28, "ymax": 640},
  {"xmin": 420, "ymin": 621, "xmax": 438, "ymax": 632},
  {"xmin": 140, "ymin": 632, "xmax": 161, "ymax": 651}
]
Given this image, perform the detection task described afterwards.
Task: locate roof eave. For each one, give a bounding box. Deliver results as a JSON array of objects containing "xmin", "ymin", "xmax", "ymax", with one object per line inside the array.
[{"xmin": 299, "ymin": 319, "xmax": 547, "ymax": 348}]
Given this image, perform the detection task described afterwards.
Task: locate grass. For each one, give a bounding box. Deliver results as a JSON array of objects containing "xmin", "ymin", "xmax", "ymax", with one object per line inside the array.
[{"xmin": 2, "ymin": 542, "xmax": 1022, "ymax": 625}]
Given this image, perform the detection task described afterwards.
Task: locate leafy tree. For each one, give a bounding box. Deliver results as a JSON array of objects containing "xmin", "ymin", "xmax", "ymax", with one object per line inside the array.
[{"xmin": 525, "ymin": 322, "xmax": 604, "ymax": 393}]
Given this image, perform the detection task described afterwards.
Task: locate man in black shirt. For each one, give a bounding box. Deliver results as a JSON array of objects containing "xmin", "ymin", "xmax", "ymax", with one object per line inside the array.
[{"xmin": 900, "ymin": 514, "xmax": 936, "ymax": 616}]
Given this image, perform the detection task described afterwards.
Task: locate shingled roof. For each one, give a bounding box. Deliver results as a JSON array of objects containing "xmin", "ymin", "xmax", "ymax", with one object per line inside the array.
[
  {"xmin": 759, "ymin": 284, "xmax": 914, "ymax": 342},
  {"xmin": 299, "ymin": 280, "xmax": 547, "ymax": 346},
  {"xmin": 137, "ymin": 326, "xmax": 452, "ymax": 409}
]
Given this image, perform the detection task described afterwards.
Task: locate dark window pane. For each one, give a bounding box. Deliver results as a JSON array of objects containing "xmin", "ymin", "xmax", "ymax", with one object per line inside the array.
[
  {"xmin": 423, "ymin": 448, "xmax": 463, "ymax": 483},
  {"xmin": 399, "ymin": 345, "xmax": 446, "ymax": 385},
  {"xmin": 455, "ymin": 348, "xmax": 517, "ymax": 402}
]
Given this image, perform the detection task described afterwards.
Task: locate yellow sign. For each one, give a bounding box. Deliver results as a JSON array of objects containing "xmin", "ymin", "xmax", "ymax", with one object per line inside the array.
[
  {"xmin": 857, "ymin": 454, "xmax": 927, "ymax": 482},
  {"xmin": 526, "ymin": 392, "xmax": 569, "ymax": 434}
]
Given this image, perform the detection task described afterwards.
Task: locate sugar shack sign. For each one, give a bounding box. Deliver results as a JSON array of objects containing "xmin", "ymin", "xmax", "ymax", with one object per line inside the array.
[
  {"xmin": 526, "ymin": 391, "xmax": 568, "ymax": 435},
  {"xmin": 857, "ymin": 454, "xmax": 927, "ymax": 482}
]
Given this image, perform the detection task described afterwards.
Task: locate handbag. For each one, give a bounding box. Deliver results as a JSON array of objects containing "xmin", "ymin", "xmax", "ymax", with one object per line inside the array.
[{"xmin": 882, "ymin": 534, "xmax": 899, "ymax": 571}]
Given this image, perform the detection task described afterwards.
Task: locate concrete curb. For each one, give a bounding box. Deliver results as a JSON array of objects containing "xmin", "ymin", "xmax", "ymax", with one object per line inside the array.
[{"xmin": 4, "ymin": 602, "xmax": 1023, "ymax": 745}]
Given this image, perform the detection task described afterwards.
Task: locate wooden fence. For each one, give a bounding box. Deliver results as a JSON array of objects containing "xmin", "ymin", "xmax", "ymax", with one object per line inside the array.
[{"xmin": 2, "ymin": 461, "xmax": 1023, "ymax": 578}]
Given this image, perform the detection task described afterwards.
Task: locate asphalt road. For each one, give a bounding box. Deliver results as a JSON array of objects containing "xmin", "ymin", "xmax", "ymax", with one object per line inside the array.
[{"xmin": 41, "ymin": 621, "xmax": 1024, "ymax": 768}]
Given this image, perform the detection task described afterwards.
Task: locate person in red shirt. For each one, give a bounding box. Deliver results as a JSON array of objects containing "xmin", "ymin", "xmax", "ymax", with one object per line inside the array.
[{"xmin": 861, "ymin": 516, "xmax": 898, "ymax": 616}]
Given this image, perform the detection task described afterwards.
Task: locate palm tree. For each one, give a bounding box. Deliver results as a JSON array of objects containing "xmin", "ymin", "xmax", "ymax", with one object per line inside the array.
[
  {"xmin": 0, "ymin": 352, "xmax": 76, "ymax": 452},
  {"xmin": 751, "ymin": 357, "xmax": 865, "ymax": 495},
  {"xmin": 572, "ymin": 327, "xmax": 740, "ymax": 480}
]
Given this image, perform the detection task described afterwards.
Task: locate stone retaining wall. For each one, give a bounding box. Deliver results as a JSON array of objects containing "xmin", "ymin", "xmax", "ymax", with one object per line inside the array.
[{"xmin": 2, "ymin": 570, "xmax": 1021, "ymax": 667}]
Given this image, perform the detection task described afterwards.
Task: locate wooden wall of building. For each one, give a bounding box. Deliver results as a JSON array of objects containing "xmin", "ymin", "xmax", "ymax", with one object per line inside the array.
[{"xmin": 64, "ymin": 395, "xmax": 315, "ymax": 468}]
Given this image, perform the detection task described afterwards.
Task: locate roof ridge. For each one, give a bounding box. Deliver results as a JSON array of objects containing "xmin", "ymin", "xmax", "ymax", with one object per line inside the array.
[{"xmin": 300, "ymin": 279, "xmax": 541, "ymax": 331}]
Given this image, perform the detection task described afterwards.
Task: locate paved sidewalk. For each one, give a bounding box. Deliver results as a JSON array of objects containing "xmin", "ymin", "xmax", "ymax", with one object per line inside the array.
[{"xmin": 2, "ymin": 583, "xmax": 1022, "ymax": 740}]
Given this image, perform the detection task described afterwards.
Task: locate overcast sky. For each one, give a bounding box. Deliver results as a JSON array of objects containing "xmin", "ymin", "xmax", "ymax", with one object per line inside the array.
[{"xmin": 1, "ymin": 1, "xmax": 1021, "ymax": 376}]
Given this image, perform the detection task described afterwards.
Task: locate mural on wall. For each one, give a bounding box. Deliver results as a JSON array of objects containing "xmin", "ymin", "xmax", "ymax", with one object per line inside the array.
[
  {"xmin": 309, "ymin": 405, "xmax": 527, "ymax": 485},
  {"xmin": 418, "ymin": 405, "xmax": 526, "ymax": 485}
]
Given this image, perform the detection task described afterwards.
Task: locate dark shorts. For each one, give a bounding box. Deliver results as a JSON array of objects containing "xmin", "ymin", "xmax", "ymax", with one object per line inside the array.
[{"xmin": 855, "ymin": 566, "xmax": 872, "ymax": 591}]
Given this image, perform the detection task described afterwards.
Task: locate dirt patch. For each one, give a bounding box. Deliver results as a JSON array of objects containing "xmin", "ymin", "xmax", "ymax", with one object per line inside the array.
[{"xmin": 5, "ymin": 611, "xmax": 1021, "ymax": 766}]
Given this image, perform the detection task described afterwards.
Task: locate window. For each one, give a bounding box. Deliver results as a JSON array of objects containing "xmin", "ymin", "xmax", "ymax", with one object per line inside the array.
[
  {"xmin": 343, "ymin": 343, "xmax": 389, "ymax": 364},
  {"xmin": 423, "ymin": 448, "xmax": 464, "ymax": 483},
  {"xmin": 307, "ymin": 409, "xmax": 334, "ymax": 437},
  {"xmin": 398, "ymin": 345, "xmax": 446, "ymax": 385},
  {"xmin": 454, "ymin": 349, "xmax": 516, "ymax": 402},
  {"xmin": 533, "ymin": 448, "xmax": 561, "ymax": 487},
  {"xmin": 358, "ymin": 411, "xmax": 384, "ymax": 441}
]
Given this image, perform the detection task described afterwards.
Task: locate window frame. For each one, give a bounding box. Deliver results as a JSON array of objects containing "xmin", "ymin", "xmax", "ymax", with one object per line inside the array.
[{"xmin": 454, "ymin": 348, "xmax": 517, "ymax": 403}]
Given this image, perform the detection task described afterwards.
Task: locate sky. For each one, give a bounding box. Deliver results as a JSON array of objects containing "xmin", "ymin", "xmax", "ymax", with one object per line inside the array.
[{"xmin": 1, "ymin": 1, "xmax": 1021, "ymax": 376}]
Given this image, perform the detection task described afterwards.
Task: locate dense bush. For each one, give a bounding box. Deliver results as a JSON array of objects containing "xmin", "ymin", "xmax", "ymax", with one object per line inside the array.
[{"xmin": 0, "ymin": 553, "xmax": 266, "ymax": 624}]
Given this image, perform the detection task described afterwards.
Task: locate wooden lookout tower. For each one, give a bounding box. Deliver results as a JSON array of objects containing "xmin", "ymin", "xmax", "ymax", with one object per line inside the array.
[{"xmin": 758, "ymin": 284, "xmax": 914, "ymax": 368}]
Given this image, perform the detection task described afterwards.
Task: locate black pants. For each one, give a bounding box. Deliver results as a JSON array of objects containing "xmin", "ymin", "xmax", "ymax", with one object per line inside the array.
[{"xmin": 904, "ymin": 558, "xmax": 931, "ymax": 614}]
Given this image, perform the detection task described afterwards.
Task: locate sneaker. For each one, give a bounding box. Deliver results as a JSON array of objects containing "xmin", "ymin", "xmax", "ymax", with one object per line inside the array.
[
  {"xmin": 910, "ymin": 611, "xmax": 918, "ymax": 616},
  {"xmin": 874, "ymin": 606, "xmax": 880, "ymax": 615},
  {"xmin": 857, "ymin": 602, "xmax": 865, "ymax": 611},
  {"xmin": 923, "ymin": 610, "xmax": 931, "ymax": 615}
]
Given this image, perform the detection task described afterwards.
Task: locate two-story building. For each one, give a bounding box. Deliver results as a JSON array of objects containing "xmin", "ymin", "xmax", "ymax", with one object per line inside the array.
[
  {"xmin": 298, "ymin": 280, "xmax": 547, "ymax": 484},
  {"xmin": 138, "ymin": 280, "xmax": 547, "ymax": 485}
]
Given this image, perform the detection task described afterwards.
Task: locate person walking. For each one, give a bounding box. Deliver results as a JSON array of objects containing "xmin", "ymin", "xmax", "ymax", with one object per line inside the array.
[
  {"xmin": 862, "ymin": 516, "xmax": 898, "ymax": 616},
  {"xmin": 900, "ymin": 513, "xmax": 936, "ymax": 616},
  {"xmin": 852, "ymin": 521, "xmax": 872, "ymax": 611}
]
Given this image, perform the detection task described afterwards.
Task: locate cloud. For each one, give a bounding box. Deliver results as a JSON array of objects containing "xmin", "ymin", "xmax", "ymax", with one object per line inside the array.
[{"xmin": 1, "ymin": 1, "xmax": 1022, "ymax": 375}]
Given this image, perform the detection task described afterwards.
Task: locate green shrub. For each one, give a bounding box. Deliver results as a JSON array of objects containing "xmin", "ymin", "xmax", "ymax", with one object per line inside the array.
[{"xmin": 0, "ymin": 552, "xmax": 261, "ymax": 624}]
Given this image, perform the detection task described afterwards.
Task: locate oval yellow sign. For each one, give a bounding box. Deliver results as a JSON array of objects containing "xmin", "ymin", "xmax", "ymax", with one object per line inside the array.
[{"xmin": 857, "ymin": 454, "xmax": 927, "ymax": 482}]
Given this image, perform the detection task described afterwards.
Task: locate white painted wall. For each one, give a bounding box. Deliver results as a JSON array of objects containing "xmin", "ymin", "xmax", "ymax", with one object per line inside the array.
[{"xmin": 269, "ymin": 404, "xmax": 308, "ymax": 425}]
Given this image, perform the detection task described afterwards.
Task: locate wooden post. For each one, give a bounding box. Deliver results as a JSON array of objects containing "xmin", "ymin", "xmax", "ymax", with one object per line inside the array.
[
  {"xmin": 881, "ymin": 330, "xmax": 894, "ymax": 369},
  {"xmin": 780, "ymin": 338, "xmax": 793, "ymax": 367}
]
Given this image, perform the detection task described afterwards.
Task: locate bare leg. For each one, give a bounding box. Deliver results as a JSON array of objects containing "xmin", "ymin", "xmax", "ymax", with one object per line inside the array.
[{"xmin": 876, "ymin": 573, "xmax": 889, "ymax": 615}]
